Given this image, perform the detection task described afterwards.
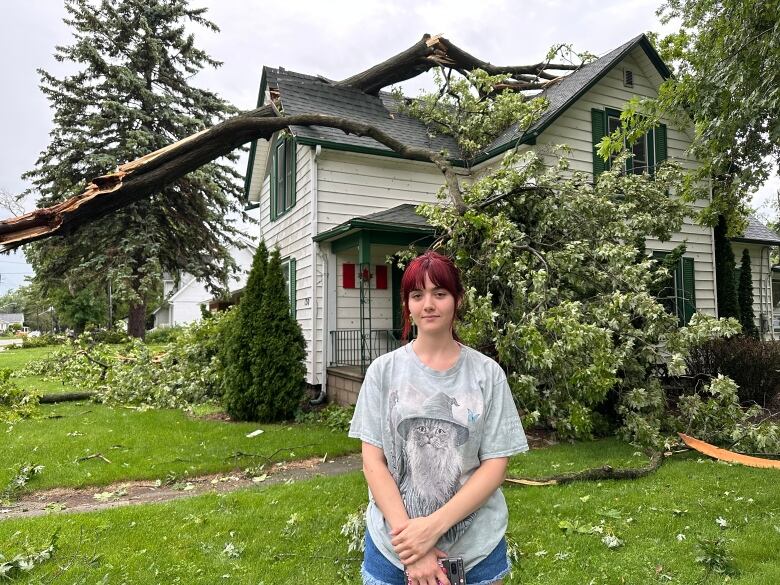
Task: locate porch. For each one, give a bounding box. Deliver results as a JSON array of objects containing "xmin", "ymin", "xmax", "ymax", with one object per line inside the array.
[{"xmin": 314, "ymin": 204, "xmax": 433, "ymax": 404}]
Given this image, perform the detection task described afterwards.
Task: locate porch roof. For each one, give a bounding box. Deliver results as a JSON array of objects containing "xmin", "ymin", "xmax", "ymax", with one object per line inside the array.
[
  {"xmin": 732, "ymin": 216, "xmax": 780, "ymax": 246},
  {"xmin": 313, "ymin": 204, "xmax": 434, "ymax": 244}
]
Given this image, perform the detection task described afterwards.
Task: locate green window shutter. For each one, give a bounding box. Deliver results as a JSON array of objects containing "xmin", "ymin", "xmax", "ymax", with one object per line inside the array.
[
  {"xmin": 270, "ymin": 140, "xmax": 277, "ymax": 221},
  {"xmin": 275, "ymin": 139, "xmax": 286, "ymax": 219},
  {"xmin": 286, "ymin": 137, "xmax": 297, "ymax": 209},
  {"xmin": 289, "ymin": 257, "xmax": 297, "ymax": 317},
  {"xmin": 647, "ymin": 128, "xmax": 655, "ymax": 175},
  {"xmin": 655, "ymin": 123, "xmax": 668, "ymax": 165},
  {"xmin": 591, "ymin": 108, "xmax": 607, "ymax": 177},
  {"xmin": 682, "ymin": 256, "xmax": 696, "ymax": 324}
]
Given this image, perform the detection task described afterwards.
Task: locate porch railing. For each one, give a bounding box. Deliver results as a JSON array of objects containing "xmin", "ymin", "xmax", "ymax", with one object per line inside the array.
[{"xmin": 330, "ymin": 329, "xmax": 403, "ymax": 370}]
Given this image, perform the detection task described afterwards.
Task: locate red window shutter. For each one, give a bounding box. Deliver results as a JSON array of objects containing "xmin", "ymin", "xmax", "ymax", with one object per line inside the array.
[
  {"xmin": 375, "ymin": 265, "xmax": 388, "ymax": 289},
  {"xmin": 343, "ymin": 263, "xmax": 355, "ymax": 289}
]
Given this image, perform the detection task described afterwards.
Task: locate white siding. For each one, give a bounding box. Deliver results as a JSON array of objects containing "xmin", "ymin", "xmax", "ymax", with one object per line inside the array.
[
  {"xmin": 258, "ymin": 144, "xmax": 318, "ymax": 382},
  {"xmin": 531, "ymin": 46, "xmax": 715, "ymax": 316},
  {"xmin": 317, "ymin": 151, "xmax": 444, "ymax": 233}
]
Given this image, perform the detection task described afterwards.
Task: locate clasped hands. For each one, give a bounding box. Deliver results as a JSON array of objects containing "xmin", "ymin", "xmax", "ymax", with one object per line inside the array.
[{"xmin": 390, "ymin": 516, "xmax": 451, "ymax": 585}]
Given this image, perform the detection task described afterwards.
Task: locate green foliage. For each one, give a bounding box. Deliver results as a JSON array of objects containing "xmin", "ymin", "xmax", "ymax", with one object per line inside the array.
[
  {"xmin": 0, "ymin": 368, "xmax": 40, "ymax": 423},
  {"xmin": 404, "ymin": 68, "xmax": 747, "ymax": 448},
  {"xmin": 714, "ymin": 216, "xmax": 740, "ymax": 320},
  {"xmin": 295, "ymin": 405, "xmax": 356, "ymax": 433},
  {"xmin": 686, "ymin": 336, "xmax": 780, "ymax": 407},
  {"xmin": 695, "ymin": 535, "xmax": 739, "ymax": 578},
  {"xmin": 19, "ymin": 333, "xmax": 66, "ymax": 349},
  {"xmin": 221, "ymin": 242, "xmax": 268, "ymax": 421},
  {"xmin": 737, "ymin": 248, "xmax": 758, "ymax": 338},
  {"xmin": 145, "ymin": 325, "xmax": 186, "ymax": 344},
  {"xmin": 23, "ymin": 0, "xmax": 249, "ymax": 337},
  {"xmin": 677, "ymin": 375, "xmax": 780, "ymax": 453},
  {"xmin": 0, "ymin": 530, "xmax": 58, "ymax": 580},
  {"xmin": 25, "ymin": 312, "xmax": 232, "ymax": 409},
  {"xmin": 0, "ymin": 463, "xmax": 44, "ymax": 504},
  {"xmin": 647, "ymin": 1, "xmax": 780, "ymax": 227}
]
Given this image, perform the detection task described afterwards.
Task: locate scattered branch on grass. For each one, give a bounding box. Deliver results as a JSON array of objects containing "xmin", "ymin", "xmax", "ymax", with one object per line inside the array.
[
  {"xmin": 39, "ymin": 392, "xmax": 95, "ymax": 404},
  {"xmin": 504, "ymin": 451, "xmax": 666, "ymax": 486},
  {"xmin": 0, "ymin": 463, "xmax": 44, "ymax": 503},
  {"xmin": 0, "ymin": 530, "xmax": 59, "ymax": 580},
  {"xmin": 231, "ymin": 444, "xmax": 317, "ymax": 468},
  {"xmin": 76, "ymin": 453, "xmax": 112, "ymax": 464},
  {"xmin": 678, "ymin": 433, "xmax": 780, "ymax": 470}
]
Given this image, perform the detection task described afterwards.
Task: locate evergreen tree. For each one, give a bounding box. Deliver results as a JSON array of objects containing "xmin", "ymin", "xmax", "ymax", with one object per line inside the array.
[
  {"xmin": 221, "ymin": 241, "xmax": 268, "ymax": 421},
  {"xmin": 714, "ymin": 215, "xmax": 740, "ymax": 320},
  {"xmin": 23, "ymin": 0, "xmax": 248, "ymax": 338},
  {"xmin": 255, "ymin": 249, "xmax": 306, "ymax": 422},
  {"xmin": 738, "ymin": 248, "xmax": 759, "ymax": 339}
]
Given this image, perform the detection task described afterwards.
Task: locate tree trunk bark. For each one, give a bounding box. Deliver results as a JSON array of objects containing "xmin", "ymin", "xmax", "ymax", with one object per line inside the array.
[{"xmin": 127, "ymin": 300, "xmax": 146, "ymax": 339}]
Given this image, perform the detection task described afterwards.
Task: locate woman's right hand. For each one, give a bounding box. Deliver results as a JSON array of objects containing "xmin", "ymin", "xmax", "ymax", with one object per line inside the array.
[{"xmin": 404, "ymin": 548, "xmax": 450, "ymax": 585}]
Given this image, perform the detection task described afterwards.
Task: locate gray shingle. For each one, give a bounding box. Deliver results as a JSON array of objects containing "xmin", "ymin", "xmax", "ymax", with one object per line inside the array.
[
  {"xmin": 266, "ymin": 68, "xmax": 462, "ymax": 157},
  {"xmin": 734, "ymin": 216, "xmax": 780, "ymax": 245},
  {"xmin": 360, "ymin": 204, "xmax": 431, "ymax": 229}
]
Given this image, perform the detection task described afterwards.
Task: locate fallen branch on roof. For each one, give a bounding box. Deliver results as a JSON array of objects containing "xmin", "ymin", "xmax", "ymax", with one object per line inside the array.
[
  {"xmin": 678, "ymin": 433, "xmax": 780, "ymax": 470},
  {"xmin": 504, "ymin": 450, "xmax": 666, "ymax": 486},
  {"xmin": 0, "ymin": 34, "xmax": 584, "ymax": 249}
]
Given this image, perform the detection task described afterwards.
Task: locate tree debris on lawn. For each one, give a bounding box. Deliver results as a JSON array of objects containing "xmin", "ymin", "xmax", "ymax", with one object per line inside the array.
[{"xmin": 678, "ymin": 433, "xmax": 780, "ymax": 470}]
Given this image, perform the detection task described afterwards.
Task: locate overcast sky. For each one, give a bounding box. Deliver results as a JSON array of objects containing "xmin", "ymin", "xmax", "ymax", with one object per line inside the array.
[{"xmin": 0, "ymin": 0, "xmax": 777, "ymax": 296}]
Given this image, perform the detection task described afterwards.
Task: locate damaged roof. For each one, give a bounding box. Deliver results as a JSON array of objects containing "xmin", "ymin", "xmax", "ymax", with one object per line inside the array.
[{"xmin": 255, "ymin": 34, "xmax": 669, "ymax": 167}]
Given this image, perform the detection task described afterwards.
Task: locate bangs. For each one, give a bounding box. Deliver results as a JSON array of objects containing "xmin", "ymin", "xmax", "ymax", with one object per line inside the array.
[{"xmin": 401, "ymin": 252, "xmax": 463, "ymax": 300}]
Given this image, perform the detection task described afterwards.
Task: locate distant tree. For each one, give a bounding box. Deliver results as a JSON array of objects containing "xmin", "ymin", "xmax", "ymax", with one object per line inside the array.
[
  {"xmin": 221, "ymin": 242, "xmax": 268, "ymax": 421},
  {"xmin": 715, "ymin": 215, "xmax": 740, "ymax": 320},
  {"xmin": 23, "ymin": 0, "xmax": 248, "ymax": 339},
  {"xmin": 737, "ymin": 248, "xmax": 759, "ymax": 339}
]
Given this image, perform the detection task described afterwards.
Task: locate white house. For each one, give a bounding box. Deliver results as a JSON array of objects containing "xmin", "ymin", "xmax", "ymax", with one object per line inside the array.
[
  {"xmin": 152, "ymin": 238, "xmax": 256, "ymax": 328},
  {"xmin": 244, "ymin": 34, "xmax": 779, "ymax": 405},
  {"xmin": 0, "ymin": 313, "xmax": 25, "ymax": 333}
]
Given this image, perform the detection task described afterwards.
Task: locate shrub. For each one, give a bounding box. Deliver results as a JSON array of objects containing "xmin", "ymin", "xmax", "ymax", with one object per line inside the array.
[
  {"xmin": 19, "ymin": 333, "xmax": 66, "ymax": 349},
  {"xmin": 0, "ymin": 368, "xmax": 40, "ymax": 422},
  {"xmin": 88, "ymin": 328, "xmax": 130, "ymax": 344},
  {"xmin": 737, "ymin": 248, "xmax": 759, "ymax": 338},
  {"xmin": 221, "ymin": 244, "xmax": 306, "ymax": 422},
  {"xmin": 685, "ymin": 337, "xmax": 780, "ymax": 407},
  {"xmin": 145, "ymin": 325, "xmax": 185, "ymax": 344},
  {"xmin": 295, "ymin": 404, "xmax": 356, "ymax": 433}
]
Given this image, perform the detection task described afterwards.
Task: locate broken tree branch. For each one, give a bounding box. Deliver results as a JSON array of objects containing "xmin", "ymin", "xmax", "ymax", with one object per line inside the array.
[{"xmin": 0, "ymin": 34, "xmax": 586, "ymax": 248}]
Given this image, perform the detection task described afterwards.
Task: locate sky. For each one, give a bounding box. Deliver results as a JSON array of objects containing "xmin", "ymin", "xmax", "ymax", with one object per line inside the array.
[{"xmin": 0, "ymin": 0, "xmax": 777, "ymax": 296}]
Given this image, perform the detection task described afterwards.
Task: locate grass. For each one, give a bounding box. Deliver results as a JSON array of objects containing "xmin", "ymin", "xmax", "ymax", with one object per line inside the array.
[
  {"xmin": 1, "ymin": 401, "xmax": 360, "ymax": 492},
  {"xmin": 2, "ymin": 444, "xmax": 780, "ymax": 584},
  {"xmin": 0, "ymin": 345, "xmax": 74, "ymax": 395}
]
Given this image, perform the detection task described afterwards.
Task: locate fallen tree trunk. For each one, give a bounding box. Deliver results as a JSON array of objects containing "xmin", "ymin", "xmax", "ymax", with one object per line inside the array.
[
  {"xmin": 504, "ymin": 451, "xmax": 666, "ymax": 486},
  {"xmin": 39, "ymin": 392, "xmax": 94, "ymax": 404},
  {"xmin": 0, "ymin": 34, "xmax": 583, "ymax": 250}
]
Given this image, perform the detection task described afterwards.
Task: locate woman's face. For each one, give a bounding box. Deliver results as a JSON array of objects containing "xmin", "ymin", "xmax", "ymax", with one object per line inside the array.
[{"xmin": 407, "ymin": 274, "xmax": 457, "ymax": 337}]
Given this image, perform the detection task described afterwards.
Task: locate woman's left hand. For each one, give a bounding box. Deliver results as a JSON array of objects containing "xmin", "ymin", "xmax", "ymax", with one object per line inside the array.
[{"xmin": 390, "ymin": 516, "xmax": 445, "ymax": 565}]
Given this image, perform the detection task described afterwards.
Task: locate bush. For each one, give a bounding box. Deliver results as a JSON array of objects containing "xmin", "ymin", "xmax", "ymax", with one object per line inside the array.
[
  {"xmin": 0, "ymin": 368, "xmax": 40, "ymax": 422},
  {"xmin": 685, "ymin": 337, "xmax": 780, "ymax": 407},
  {"xmin": 221, "ymin": 243, "xmax": 307, "ymax": 422},
  {"xmin": 145, "ymin": 326, "xmax": 185, "ymax": 344},
  {"xmin": 19, "ymin": 333, "xmax": 66, "ymax": 349},
  {"xmin": 295, "ymin": 404, "xmax": 355, "ymax": 433},
  {"xmin": 88, "ymin": 328, "xmax": 129, "ymax": 344}
]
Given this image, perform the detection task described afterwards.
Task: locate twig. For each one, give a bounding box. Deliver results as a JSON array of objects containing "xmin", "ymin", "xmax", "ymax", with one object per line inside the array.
[{"xmin": 76, "ymin": 453, "xmax": 111, "ymax": 464}]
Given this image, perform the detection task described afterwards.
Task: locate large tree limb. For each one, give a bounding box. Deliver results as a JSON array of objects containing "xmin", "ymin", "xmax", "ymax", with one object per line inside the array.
[{"xmin": 0, "ymin": 34, "xmax": 586, "ymax": 249}]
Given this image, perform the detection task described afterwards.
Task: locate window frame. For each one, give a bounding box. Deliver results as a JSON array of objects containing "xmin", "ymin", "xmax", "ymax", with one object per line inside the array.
[
  {"xmin": 270, "ymin": 134, "xmax": 297, "ymax": 221},
  {"xmin": 653, "ymin": 251, "xmax": 696, "ymax": 325},
  {"xmin": 593, "ymin": 107, "xmax": 667, "ymax": 178},
  {"xmin": 281, "ymin": 256, "xmax": 297, "ymax": 317}
]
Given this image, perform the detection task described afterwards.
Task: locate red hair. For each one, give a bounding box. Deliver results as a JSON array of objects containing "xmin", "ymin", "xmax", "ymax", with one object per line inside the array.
[{"xmin": 400, "ymin": 250, "xmax": 465, "ymax": 342}]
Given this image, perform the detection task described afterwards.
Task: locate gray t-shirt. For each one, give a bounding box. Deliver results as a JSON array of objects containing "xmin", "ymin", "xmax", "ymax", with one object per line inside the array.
[{"xmin": 348, "ymin": 342, "xmax": 529, "ymax": 571}]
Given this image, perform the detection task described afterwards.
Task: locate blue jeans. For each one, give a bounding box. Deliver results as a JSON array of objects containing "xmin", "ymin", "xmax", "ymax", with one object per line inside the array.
[{"xmin": 361, "ymin": 529, "xmax": 511, "ymax": 585}]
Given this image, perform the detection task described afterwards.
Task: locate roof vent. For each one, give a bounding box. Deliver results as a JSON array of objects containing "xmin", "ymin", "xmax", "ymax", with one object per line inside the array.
[{"xmin": 623, "ymin": 69, "xmax": 634, "ymax": 88}]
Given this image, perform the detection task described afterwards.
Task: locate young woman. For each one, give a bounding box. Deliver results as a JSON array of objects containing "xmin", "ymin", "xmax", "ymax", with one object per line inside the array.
[{"xmin": 349, "ymin": 251, "xmax": 529, "ymax": 585}]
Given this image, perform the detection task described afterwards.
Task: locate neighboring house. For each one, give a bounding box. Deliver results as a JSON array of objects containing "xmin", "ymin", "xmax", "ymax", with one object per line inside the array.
[
  {"xmin": 152, "ymin": 239, "xmax": 256, "ymax": 329},
  {"xmin": 0, "ymin": 313, "xmax": 25, "ymax": 333},
  {"xmin": 244, "ymin": 34, "xmax": 774, "ymax": 405},
  {"xmin": 733, "ymin": 216, "xmax": 780, "ymax": 339}
]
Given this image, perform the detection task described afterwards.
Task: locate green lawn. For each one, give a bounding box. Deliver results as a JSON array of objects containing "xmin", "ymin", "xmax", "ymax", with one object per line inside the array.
[
  {"xmin": 1, "ymin": 401, "xmax": 360, "ymax": 492},
  {"xmin": 2, "ymin": 443, "xmax": 779, "ymax": 584}
]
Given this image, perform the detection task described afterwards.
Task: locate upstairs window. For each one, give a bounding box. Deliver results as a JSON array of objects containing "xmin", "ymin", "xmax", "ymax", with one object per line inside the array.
[
  {"xmin": 593, "ymin": 108, "xmax": 667, "ymax": 177},
  {"xmin": 271, "ymin": 134, "xmax": 296, "ymax": 220}
]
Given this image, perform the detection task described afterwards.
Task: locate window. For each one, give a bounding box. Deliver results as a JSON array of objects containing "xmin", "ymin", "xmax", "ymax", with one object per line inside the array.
[
  {"xmin": 281, "ymin": 257, "xmax": 297, "ymax": 317},
  {"xmin": 592, "ymin": 108, "xmax": 667, "ymax": 177},
  {"xmin": 271, "ymin": 135, "xmax": 296, "ymax": 220},
  {"xmin": 653, "ymin": 252, "xmax": 696, "ymax": 325}
]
